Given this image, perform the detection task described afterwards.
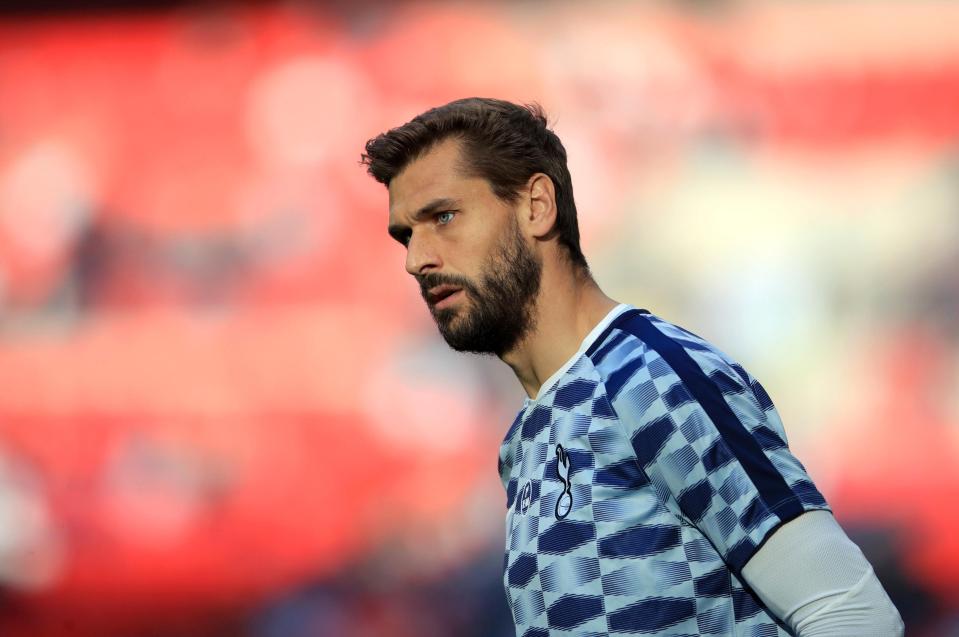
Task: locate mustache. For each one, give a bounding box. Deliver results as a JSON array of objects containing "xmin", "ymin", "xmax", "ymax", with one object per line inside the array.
[{"xmin": 416, "ymin": 272, "xmax": 478, "ymax": 300}]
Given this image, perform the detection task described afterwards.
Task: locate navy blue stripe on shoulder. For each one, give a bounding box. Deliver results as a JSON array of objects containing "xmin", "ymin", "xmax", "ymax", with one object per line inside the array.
[
  {"xmin": 617, "ymin": 313, "xmax": 804, "ymax": 523},
  {"xmin": 585, "ymin": 308, "xmax": 650, "ymax": 359},
  {"xmin": 588, "ymin": 330, "xmax": 629, "ymax": 367}
]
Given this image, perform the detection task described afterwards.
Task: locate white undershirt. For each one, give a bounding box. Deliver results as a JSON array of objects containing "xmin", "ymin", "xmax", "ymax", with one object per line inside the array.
[{"xmin": 742, "ymin": 510, "xmax": 904, "ymax": 636}]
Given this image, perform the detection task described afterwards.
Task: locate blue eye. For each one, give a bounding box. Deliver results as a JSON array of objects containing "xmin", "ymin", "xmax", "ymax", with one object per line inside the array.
[{"xmin": 437, "ymin": 211, "xmax": 455, "ymax": 224}]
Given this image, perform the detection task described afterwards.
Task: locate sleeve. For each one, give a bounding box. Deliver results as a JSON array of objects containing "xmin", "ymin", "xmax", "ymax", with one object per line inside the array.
[
  {"xmin": 603, "ymin": 314, "xmax": 831, "ymax": 578},
  {"xmin": 742, "ymin": 510, "xmax": 904, "ymax": 636}
]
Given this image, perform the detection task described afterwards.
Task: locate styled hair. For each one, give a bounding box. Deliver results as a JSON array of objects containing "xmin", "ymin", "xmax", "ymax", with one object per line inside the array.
[{"xmin": 361, "ymin": 97, "xmax": 588, "ymax": 271}]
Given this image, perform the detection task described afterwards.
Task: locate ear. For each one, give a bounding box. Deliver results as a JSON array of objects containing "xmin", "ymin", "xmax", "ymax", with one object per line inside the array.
[{"xmin": 521, "ymin": 173, "xmax": 558, "ymax": 241}]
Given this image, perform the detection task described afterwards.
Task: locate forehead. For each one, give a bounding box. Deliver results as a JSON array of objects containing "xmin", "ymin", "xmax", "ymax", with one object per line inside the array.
[{"xmin": 388, "ymin": 138, "xmax": 487, "ymax": 222}]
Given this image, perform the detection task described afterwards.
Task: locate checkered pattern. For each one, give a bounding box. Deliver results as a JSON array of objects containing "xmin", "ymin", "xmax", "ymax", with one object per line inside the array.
[{"xmin": 498, "ymin": 306, "xmax": 830, "ymax": 635}]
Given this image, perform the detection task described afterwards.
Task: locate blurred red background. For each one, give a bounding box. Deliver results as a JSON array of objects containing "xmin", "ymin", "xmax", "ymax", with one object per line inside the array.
[{"xmin": 0, "ymin": 2, "xmax": 956, "ymax": 635}]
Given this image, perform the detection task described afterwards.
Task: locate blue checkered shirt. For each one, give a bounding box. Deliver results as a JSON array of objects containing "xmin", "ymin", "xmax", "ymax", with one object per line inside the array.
[{"xmin": 498, "ymin": 305, "xmax": 830, "ymax": 636}]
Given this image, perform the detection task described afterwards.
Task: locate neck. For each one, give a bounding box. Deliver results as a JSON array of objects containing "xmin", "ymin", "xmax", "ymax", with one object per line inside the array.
[{"xmin": 500, "ymin": 264, "xmax": 619, "ymax": 400}]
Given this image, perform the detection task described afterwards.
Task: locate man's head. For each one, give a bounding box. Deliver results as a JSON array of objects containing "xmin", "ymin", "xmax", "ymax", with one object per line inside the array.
[{"xmin": 361, "ymin": 98, "xmax": 587, "ymax": 355}]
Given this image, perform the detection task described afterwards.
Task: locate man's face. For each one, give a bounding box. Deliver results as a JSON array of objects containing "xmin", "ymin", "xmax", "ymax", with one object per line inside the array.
[{"xmin": 387, "ymin": 138, "xmax": 542, "ymax": 356}]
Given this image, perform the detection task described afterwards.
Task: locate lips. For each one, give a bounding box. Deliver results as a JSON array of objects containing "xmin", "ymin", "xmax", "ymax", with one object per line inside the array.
[{"xmin": 427, "ymin": 285, "xmax": 462, "ymax": 305}]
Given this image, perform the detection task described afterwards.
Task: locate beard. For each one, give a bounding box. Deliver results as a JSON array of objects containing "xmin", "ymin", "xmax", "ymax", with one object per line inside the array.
[{"xmin": 417, "ymin": 219, "xmax": 542, "ymax": 357}]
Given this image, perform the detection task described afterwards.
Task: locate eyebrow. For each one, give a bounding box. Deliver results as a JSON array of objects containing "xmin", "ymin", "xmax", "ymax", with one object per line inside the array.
[{"xmin": 387, "ymin": 197, "xmax": 459, "ymax": 244}]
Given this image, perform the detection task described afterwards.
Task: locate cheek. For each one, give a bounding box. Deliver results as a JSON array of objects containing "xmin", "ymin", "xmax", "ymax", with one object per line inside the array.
[{"xmin": 452, "ymin": 211, "xmax": 512, "ymax": 279}]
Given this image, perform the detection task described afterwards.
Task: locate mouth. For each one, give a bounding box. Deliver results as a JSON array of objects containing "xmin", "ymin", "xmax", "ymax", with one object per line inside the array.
[{"xmin": 428, "ymin": 285, "xmax": 463, "ymax": 309}]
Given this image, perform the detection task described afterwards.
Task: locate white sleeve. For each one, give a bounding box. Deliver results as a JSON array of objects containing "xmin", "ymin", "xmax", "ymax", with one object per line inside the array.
[{"xmin": 741, "ymin": 510, "xmax": 904, "ymax": 637}]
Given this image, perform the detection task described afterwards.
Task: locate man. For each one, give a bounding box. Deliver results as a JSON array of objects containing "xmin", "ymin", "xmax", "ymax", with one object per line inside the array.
[{"xmin": 362, "ymin": 98, "xmax": 903, "ymax": 636}]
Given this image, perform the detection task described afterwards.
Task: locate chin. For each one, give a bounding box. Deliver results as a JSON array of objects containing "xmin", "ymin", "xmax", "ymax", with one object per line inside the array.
[{"xmin": 431, "ymin": 296, "xmax": 470, "ymax": 322}]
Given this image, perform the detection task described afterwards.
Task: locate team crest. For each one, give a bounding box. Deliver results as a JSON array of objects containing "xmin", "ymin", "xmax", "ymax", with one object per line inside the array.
[{"xmin": 555, "ymin": 444, "xmax": 573, "ymax": 519}]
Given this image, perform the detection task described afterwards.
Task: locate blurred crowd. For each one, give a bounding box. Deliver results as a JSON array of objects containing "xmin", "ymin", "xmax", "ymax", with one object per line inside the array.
[{"xmin": 0, "ymin": 1, "xmax": 957, "ymax": 635}]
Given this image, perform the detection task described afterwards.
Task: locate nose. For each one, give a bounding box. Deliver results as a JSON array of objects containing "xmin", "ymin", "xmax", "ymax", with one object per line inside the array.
[{"xmin": 404, "ymin": 231, "xmax": 441, "ymax": 276}]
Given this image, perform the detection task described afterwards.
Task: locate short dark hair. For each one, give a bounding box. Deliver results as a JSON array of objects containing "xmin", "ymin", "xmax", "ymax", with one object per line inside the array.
[{"xmin": 361, "ymin": 97, "xmax": 588, "ymax": 271}]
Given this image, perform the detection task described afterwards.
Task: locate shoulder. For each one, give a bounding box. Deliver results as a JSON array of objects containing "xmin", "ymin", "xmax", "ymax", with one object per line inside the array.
[
  {"xmin": 588, "ymin": 309, "xmax": 747, "ymax": 396},
  {"xmin": 587, "ymin": 310, "xmax": 781, "ymax": 434}
]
